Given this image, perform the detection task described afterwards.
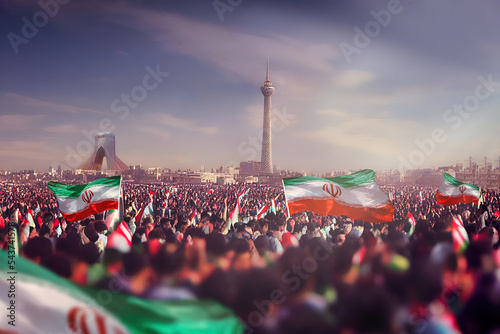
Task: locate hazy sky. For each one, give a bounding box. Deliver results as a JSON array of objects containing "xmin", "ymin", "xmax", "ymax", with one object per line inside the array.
[{"xmin": 1, "ymin": 0, "xmax": 500, "ymax": 173}]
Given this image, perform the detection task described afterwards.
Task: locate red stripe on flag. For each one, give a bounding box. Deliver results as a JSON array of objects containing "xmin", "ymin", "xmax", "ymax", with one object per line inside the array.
[
  {"xmin": 61, "ymin": 200, "xmax": 119, "ymax": 222},
  {"xmin": 135, "ymin": 204, "xmax": 145, "ymax": 224},
  {"xmin": 436, "ymin": 192, "xmax": 479, "ymax": 205},
  {"xmin": 288, "ymin": 198, "xmax": 394, "ymax": 223}
]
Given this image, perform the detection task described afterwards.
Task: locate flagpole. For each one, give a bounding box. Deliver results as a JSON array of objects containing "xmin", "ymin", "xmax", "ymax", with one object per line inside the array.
[
  {"xmin": 117, "ymin": 177, "xmax": 124, "ymax": 231},
  {"xmin": 282, "ymin": 178, "xmax": 291, "ymax": 218},
  {"xmin": 119, "ymin": 189, "xmax": 124, "ymax": 226}
]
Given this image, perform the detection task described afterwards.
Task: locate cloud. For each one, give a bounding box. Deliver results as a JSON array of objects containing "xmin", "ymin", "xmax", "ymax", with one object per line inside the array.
[
  {"xmin": 140, "ymin": 126, "xmax": 170, "ymax": 140},
  {"xmin": 155, "ymin": 113, "xmax": 218, "ymax": 135},
  {"xmin": 107, "ymin": 7, "xmax": 338, "ymax": 97},
  {"xmin": 316, "ymin": 109, "xmax": 389, "ymax": 119},
  {"xmin": 117, "ymin": 50, "xmax": 129, "ymax": 57},
  {"xmin": 243, "ymin": 105, "xmax": 264, "ymax": 128},
  {"xmin": 299, "ymin": 109, "xmax": 424, "ymax": 157},
  {"xmin": 0, "ymin": 114, "xmax": 45, "ymax": 129},
  {"xmin": 0, "ymin": 141, "xmax": 51, "ymax": 160},
  {"xmin": 316, "ymin": 109, "xmax": 362, "ymax": 120},
  {"xmin": 44, "ymin": 124, "xmax": 80, "ymax": 133},
  {"xmin": 333, "ymin": 70, "xmax": 375, "ymax": 88},
  {"xmin": 2, "ymin": 93, "xmax": 108, "ymax": 115}
]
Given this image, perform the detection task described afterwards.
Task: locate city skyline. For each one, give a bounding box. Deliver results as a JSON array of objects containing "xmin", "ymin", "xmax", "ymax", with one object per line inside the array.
[{"xmin": 1, "ymin": 1, "xmax": 500, "ymax": 173}]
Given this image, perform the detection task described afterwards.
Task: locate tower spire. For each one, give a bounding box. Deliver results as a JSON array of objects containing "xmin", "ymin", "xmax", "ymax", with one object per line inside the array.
[{"xmin": 266, "ymin": 57, "xmax": 269, "ymax": 81}]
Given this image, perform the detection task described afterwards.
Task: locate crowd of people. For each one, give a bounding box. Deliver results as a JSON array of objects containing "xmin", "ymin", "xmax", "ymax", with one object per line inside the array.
[{"xmin": 1, "ymin": 180, "xmax": 500, "ymax": 333}]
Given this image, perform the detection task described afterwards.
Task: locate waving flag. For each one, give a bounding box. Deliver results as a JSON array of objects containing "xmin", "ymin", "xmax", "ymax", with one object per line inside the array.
[
  {"xmin": 143, "ymin": 202, "xmax": 154, "ymax": 217},
  {"xmin": 452, "ymin": 216, "xmax": 469, "ymax": 253},
  {"xmin": 271, "ymin": 199, "xmax": 277, "ymax": 214},
  {"xmin": 107, "ymin": 221, "xmax": 132, "ymax": 253},
  {"xmin": 256, "ymin": 204, "xmax": 269, "ymax": 219},
  {"xmin": 105, "ymin": 208, "xmax": 120, "ymax": 231},
  {"xmin": 229, "ymin": 202, "xmax": 240, "ymax": 227},
  {"xmin": 408, "ymin": 212, "xmax": 417, "ymax": 228},
  {"xmin": 237, "ymin": 188, "xmax": 249, "ymax": 204},
  {"xmin": 407, "ymin": 212, "xmax": 417, "ymax": 236},
  {"xmin": 0, "ymin": 251, "xmax": 242, "ymax": 334},
  {"xmin": 436, "ymin": 173, "xmax": 480, "ymax": 206},
  {"xmin": 190, "ymin": 208, "xmax": 198, "ymax": 222},
  {"xmin": 135, "ymin": 204, "xmax": 145, "ymax": 224},
  {"xmin": 282, "ymin": 169, "xmax": 394, "ymax": 223},
  {"xmin": 48, "ymin": 176, "xmax": 121, "ymax": 222},
  {"xmin": 27, "ymin": 208, "xmax": 35, "ymax": 229}
]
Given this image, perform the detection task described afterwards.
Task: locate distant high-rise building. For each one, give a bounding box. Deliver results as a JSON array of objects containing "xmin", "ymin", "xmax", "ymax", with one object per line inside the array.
[
  {"xmin": 79, "ymin": 132, "xmax": 127, "ymax": 171},
  {"xmin": 239, "ymin": 161, "xmax": 262, "ymax": 176},
  {"xmin": 260, "ymin": 58, "xmax": 275, "ymax": 174}
]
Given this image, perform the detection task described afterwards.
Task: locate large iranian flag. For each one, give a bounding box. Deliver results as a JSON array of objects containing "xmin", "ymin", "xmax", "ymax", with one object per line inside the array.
[
  {"xmin": 48, "ymin": 176, "xmax": 121, "ymax": 222},
  {"xmin": 282, "ymin": 169, "xmax": 394, "ymax": 223},
  {"xmin": 0, "ymin": 251, "xmax": 243, "ymax": 334},
  {"xmin": 436, "ymin": 173, "xmax": 480, "ymax": 206}
]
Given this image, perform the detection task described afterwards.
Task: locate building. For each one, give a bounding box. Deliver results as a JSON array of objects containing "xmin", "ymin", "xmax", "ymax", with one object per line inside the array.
[
  {"xmin": 239, "ymin": 161, "xmax": 262, "ymax": 176},
  {"xmin": 79, "ymin": 133, "xmax": 128, "ymax": 171},
  {"xmin": 260, "ymin": 58, "xmax": 275, "ymax": 174}
]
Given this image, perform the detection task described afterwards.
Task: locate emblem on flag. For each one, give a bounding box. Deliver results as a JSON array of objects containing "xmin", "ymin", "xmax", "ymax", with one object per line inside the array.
[
  {"xmin": 81, "ymin": 190, "xmax": 94, "ymax": 204},
  {"xmin": 323, "ymin": 184, "xmax": 342, "ymax": 198},
  {"xmin": 68, "ymin": 306, "xmax": 127, "ymax": 334}
]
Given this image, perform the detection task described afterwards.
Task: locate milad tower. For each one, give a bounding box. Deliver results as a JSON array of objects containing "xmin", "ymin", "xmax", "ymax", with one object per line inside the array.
[{"xmin": 260, "ymin": 59, "xmax": 275, "ymax": 174}]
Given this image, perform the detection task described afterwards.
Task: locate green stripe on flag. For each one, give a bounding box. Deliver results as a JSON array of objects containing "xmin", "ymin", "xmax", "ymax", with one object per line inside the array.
[
  {"xmin": 0, "ymin": 250, "xmax": 244, "ymax": 334},
  {"xmin": 48, "ymin": 176, "xmax": 121, "ymax": 198},
  {"xmin": 283, "ymin": 169, "xmax": 375, "ymax": 189},
  {"xmin": 443, "ymin": 173, "xmax": 479, "ymax": 191}
]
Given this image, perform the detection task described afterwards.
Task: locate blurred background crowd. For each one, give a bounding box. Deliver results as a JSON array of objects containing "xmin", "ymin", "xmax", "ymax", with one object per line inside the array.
[{"xmin": 1, "ymin": 181, "xmax": 500, "ymax": 333}]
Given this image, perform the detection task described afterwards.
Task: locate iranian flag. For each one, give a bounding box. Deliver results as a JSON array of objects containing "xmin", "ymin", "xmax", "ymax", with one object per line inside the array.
[
  {"xmin": 408, "ymin": 212, "xmax": 417, "ymax": 228},
  {"xmin": 282, "ymin": 169, "xmax": 394, "ymax": 223},
  {"xmin": 436, "ymin": 173, "xmax": 480, "ymax": 206},
  {"xmin": 143, "ymin": 202, "xmax": 154, "ymax": 217},
  {"xmin": 190, "ymin": 208, "xmax": 198, "ymax": 223},
  {"xmin": 0, "ymin": 251, "xmax": 242, "ymax": 334},
  {"xmin": 107, "ymin": 221, "xmax": 132, "ymax": 253},
  {"xmin": 256, "ymin": 204, "xmax": 269, "ymax": 219},
  {"xmin": 237, "ymin": 188, "xmax": 249, "ymax": 204},
  {"xmin": 47, "ymin": 176, "xmax": 121, "ymax": 222},
  {"xmin": 270, "ymin": 198, "xmax": 277, "ymax": 214},
  {"xmin": 452, "ymin": 216, "xmax": 469, "ymax": 253},
  {"xmin": 105, "ymin": 208, "xmax": 120, "ymax": 231},
  {"xmin": 135, "ymin": 204, "xmax": 146, "ymax": 224},
  {"xmin": 26, "ymin": 208, "xmax": 35, "ymax": 229},
  {"xmin": 229, "ymin": 202, "xmax": 240, "ymax": 227},
  {"xmin": 407, "ymin": 212, "xmax": 417, "ymax": 236}
]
